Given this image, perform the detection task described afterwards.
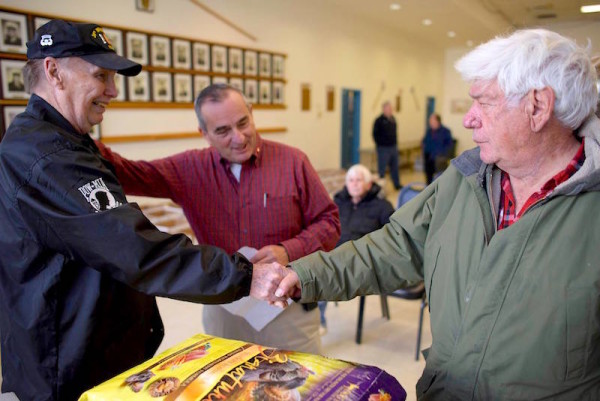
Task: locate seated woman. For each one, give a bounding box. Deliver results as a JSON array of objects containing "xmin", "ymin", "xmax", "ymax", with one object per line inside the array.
[{"xmin": 319, "ymin": 164, "xmax": 395, "ymax": 333}]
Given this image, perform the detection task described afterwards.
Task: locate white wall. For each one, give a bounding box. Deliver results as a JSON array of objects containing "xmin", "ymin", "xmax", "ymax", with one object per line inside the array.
[
  {"xmin": 442, "ymin": 20, "xmax": 600, "ymax": 156},
  {"xmin": 7, "ymin": 0, "xmax": 445, "ymax": 169}
]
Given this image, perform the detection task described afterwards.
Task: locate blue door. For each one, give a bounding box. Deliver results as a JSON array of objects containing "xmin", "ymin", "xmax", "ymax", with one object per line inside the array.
[
  {"xmin": 341, "ymin": 89, "xmax": 361, "ymax": 169},
  {"xmin": 426, "ymin": 96, "xmax": 436, "ymax": 124}
]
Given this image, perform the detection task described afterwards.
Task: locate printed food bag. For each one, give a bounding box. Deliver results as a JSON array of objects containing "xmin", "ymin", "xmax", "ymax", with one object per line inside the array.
[{"xmin": 79, "ymin": 333, "xmax": 406, "ymax": 400}]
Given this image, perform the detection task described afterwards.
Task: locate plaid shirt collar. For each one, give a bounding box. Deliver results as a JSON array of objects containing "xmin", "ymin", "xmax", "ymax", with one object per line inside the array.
[{"xmin": 498, "ymin": 139, "xmax": 585, "ymax": 230}]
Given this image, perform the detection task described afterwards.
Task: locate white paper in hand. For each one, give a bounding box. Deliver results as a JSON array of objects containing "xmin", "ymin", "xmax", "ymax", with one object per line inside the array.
[{"xmin": 220, "ymin": 246, "xmax": 291, "ymax": 331}]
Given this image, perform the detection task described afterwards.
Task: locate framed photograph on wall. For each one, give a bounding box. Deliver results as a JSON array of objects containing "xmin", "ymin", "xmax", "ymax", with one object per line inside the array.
[
  {"xmin": 211, "ymin": 45, "xmax": 227, "ymax": 73},
  {"xmin": 212, "ymin": 76, "xmax": 227, "ymax": 85},
  {"xmin": 244, "ymin": 79, "xmax": 258, "ymax": 103},
  {"xmin": 228, "ymin": 48, "xmax": 243, "ymax": 75},
  {"xmin": 272, "ymin": 55, "xmax": 285, "ymax": 79},
  {"xmin": 174, "ymin": 74, "xmax": 192, "ymax": 103},
  {"xmin": 244, "ymin": 50, "xmax": 257, "ymax": 76},
  {"xmin": 34, "ymin": 17, "xmax": 51, "ymax": 31},
  {"xmin": 152, "ymin": 72, "xmax": 172, "ymax": 102},
  {"xmin": 228, "ymin": 77, "xmax": 243, "ymax": 92},
  {"xmin": 1, "ymin": 60, "xmax": 28, "ymax": 99},
  {"xmin": 259, "ymin": 53, "xmax": 271, "ymax": 78},
  {"xmin": 126, "ymin": 32, "xmax": 148, "ymax": 65},
  {"xmin": 3, "ymin": 105, "xmax": 26, "ymax": 131},
  {"xmin": 128, "ymin": 70, "xmax": 150, "ymax": 101},
  {"xmin": 103, "ymin": 27, "xmax": 124, "ymax": 56},
  {"xmin": 0, "ymin": 12, "xmax": 27, "ymax": 54},
  {"xmin": 89, "ymin": 124, "xmax": 101, "ymax": 141},
  {"xmin": 172, "ymin": 39, "xmax": 191, "ymax": 70},
  {"xmin": 150, "ymin": 35, "xmax": 170, "ymax": 67},
  {"xmin": 114, "ymin": 74, "xmax": 126, "ymax": 101},
  {"xmin": 272, "ymin": 82, "xmax": 284, "ymax": 104},
  {"xmin": 259, "ymin": 81, "xmax": 271, "ymax": 104},
  {"xmin": 193, "ymin": 75, "xmax": 210, "ymax": 99},
  {"xmin": 193, "ymin": 42, "xmax": 210, "ymax": 71}
]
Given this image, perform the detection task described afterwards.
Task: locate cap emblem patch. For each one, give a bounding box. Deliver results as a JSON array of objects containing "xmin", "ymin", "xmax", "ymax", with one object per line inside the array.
[{"xmin": 40, "ymin": 34, "xmax": 53, "ymax": 46}]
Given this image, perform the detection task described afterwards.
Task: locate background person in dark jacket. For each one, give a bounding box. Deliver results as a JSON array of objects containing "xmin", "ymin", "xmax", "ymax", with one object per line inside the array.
[
  {"xmin": 422, "ymin": 113, "xmax": 453, "ymax": 184},
  {"xmin": 373, "ymin": 101, "xmax": 401, "ymax": 189},
  {"xmin": 318, "ymin": 164, "xmax": 394, "ymax": 331},
  {"xmin": 0, "ymin": 20, "xmax": 284, "ymax": 401}
]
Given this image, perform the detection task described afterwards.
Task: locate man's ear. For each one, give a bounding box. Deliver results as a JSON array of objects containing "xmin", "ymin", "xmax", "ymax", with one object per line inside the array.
[
  {"xmin": 527, "ymin": 87, "xmax": 555, "ymax": 132},
  {"xmin": 43, "ymin": 57, "xmax": 64, "ymax": 89}
]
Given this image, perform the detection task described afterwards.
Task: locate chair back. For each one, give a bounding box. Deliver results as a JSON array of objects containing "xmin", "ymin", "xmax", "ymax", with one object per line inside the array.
[{"xmin": 397, "ymin": 182, "xmax": 426, "ymax": 209}]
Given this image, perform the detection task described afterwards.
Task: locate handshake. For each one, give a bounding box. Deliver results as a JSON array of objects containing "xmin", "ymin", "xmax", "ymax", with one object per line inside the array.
[{"xmin": 249, "ymin": 262, "xmax": 303, "ymax": 308}]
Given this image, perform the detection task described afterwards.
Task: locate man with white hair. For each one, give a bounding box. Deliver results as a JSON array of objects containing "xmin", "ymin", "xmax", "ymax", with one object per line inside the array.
[{"xmin": 266, "ymin": 29, "xmax": 600, "ymax": 400}]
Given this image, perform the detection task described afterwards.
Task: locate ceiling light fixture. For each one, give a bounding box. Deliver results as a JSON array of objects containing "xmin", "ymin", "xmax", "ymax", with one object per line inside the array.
[
  {"xmin": 390, "ymin": 3, "xmax": 402, "ymax": 11},
  {"xmin": 447, "ymin": 31, "xmax": 456, "ymax": 38},
  {"xmin": 422, "ymin": 19, "xmax": 432, "ymax": 26},
  {"xmin": 581, "ymin": 4, "xmax": 600, "ymax": 13}
]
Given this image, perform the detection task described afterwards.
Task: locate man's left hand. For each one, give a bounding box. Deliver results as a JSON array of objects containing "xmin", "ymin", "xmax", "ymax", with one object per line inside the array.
[{"xmin": 250, "ymin": 245, "xmax": 289, "ymax": 265}]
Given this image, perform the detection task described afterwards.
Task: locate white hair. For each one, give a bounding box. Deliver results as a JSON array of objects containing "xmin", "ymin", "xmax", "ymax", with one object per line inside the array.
[
  {"xmin": 346, "ymin": 164, "xmax": 372, "ymax": 184},
  {"xmin": 455, "ymin": 29, "xmax": 598, "ymax": 130}
]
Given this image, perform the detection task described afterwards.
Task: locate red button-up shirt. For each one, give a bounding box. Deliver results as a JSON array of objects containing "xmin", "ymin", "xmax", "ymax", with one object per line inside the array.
[
  {"xmin": 498, "ymin": 140, "xmax": 585, "ymax": 230},
  {"xmin": 98, "ymin": 136, "xmax": 341, "ymax": 261}
]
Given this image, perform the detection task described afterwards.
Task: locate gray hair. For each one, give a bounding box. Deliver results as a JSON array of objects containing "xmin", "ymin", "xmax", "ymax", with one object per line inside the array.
[
  {"xmin": 193, "ymin": 83, "xmax": 250, "ymax": 131},
  {"xmin": 22, "ymin": 59, "xmax": 45, "ymax": 94},
  {"xmin": 346, "ymin": 164, "xmax": 373, "ymax": 184},
  {"xmin": 455, "ymin": 29, "xmax": 598, "ymax": 130}
]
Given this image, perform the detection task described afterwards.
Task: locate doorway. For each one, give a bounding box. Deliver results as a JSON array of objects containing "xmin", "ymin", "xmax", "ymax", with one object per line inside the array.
[{"xmin": 341, "ymin": 89, "xmax": 361, "ymax": 169}]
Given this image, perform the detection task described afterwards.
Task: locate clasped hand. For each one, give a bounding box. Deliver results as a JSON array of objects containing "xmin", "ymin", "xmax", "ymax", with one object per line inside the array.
[{"xmin": 249, "ymin": 262, "xmax": 302, "ymax": 308}]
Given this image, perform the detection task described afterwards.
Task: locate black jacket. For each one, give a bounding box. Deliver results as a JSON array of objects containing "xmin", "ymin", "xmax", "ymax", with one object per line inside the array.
[
  {"xmin": 372, "ymin": 114, "xmax": 397, "ymax": 147},
  {"xmin": 0, "ymin": 95, "xmax": 253, "ymax": 401},
  {"xmin": 334, "ymin": 183, "xmax": 395, "ymax": 245}
]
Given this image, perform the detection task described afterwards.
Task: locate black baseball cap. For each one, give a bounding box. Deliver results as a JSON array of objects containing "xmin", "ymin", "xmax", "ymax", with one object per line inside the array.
[{"xmin": 26, "ymin": 20, "xmax": 142, "ymax": 76}]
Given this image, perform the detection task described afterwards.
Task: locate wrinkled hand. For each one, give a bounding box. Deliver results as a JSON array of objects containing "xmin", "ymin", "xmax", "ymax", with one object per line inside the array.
[
  {"xmin": 275, "ymin": 269, "xmax": 301, "ymax": 300},
  {"xmin": 250, "ymin": 262, "xmax": 292, "ymax": 308},
  {"xmin": 250, "ymin": 245, "xmax": 289, "ymax": 265}
]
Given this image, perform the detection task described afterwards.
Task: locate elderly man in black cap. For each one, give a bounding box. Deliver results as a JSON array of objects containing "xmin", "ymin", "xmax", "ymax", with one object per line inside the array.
[{"xmin": 0, "ymin": 20, "xmax": 286, "ymax": 401}]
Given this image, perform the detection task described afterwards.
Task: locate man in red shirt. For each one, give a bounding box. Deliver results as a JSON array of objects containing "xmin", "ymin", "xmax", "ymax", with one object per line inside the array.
[{"xmin": 98, "ymin": 84, "xmax": 340, "ymax": 353}]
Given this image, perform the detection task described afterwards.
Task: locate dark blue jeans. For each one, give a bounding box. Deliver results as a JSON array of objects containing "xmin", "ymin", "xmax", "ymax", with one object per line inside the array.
[{"xmin": 376, "ymin": 145, "xmax": 400, "ymax": 188}]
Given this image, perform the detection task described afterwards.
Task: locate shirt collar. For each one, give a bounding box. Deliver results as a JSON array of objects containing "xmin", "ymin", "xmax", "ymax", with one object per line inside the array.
[{"xmin": 26, "ymin": 93, "xmax": 96, "ymax": 148}]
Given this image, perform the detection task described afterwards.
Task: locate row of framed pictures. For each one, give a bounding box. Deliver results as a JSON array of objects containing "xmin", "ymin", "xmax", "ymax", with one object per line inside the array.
[
  {"xmin": 0, "ymin": 58, "xmax": 285, "ymax": 104},
  {"xmin": 0, "ymin": 10, "xmax": 285, "ymax": 78}
]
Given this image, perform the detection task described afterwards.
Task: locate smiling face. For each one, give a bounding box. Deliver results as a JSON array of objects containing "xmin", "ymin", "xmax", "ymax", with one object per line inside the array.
[
  {"xmin": 57, "ymin": 57, "xmax": 118, "ymax": 134},
  {"xmin": 199, "ymin": 91, "xmax": 257, "ymax": 163},
  {"xmin": 462, "ymin": 80, "xmax": 532, "ymax": 170}
]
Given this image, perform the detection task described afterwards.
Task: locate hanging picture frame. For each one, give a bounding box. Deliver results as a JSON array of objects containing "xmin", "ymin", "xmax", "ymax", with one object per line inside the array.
[
  {"xmin": 1, "ymin": 59, "xmax": 28, "ymax": 99},
  {"xmin": 150, "ymin": 35, "xmax": 171, "ymax": 67},
  {"xmin": 259, "ymin": 81, "xmax": 271, "ymax": 104},
  {"xmin": 245, "ymin": 79, "xmax": 258, "ymax": 103},
  {"xmin": 172, "ymin": 39, "xmax": 191, "ymax": 70},
  {"xmin": 0, "ymin": 11, "xmax": 27, "ymax": 54},
  {"xmin": 174, "ymin": 74, "xmax": 192, "ymax": 103},
  {"xmin": 128, "ymin": 70, "xmax": 150, "ymax": 101},
  {"xmin": 244, "ymin": 50, "xmax": 257, "ymax": 76},
  {"xmin": 211, "ymin": 45, "xmax": 227, "ymax": 73},
  {"xmin": 228, "ymin": 77, "xmax": 243, "ymax": 92},
  {"xmin": 193, "ymin": 75, "xmax": 210, "ymax": 99},
  {"xmin": 273, "ymin": 82, "xmax": 284, "ymax": 105},
  {"xmin": 272, "ymin": 55, "xmax": 285, "ymax": 79},
  {"xmin": 114, "ymin": 74, "xmax": 126, "ymax": 102},
  {"xmin": 152, "ymin": 72, "xmax": 172, "ymax": 102},
  {"xmin": 193, "ymin": 42, "xmax": 210, "ymax": 71},
  {"xmin": 126, "ymin": 31, "xmax": 148, "ymax": 65},
  {"xmin": 228, "ymin": 48, "xmax": 243, "ymax": 75},
  {"xmin": 259, "ymin": 53, "xmax": 271, "ymax": 78}
]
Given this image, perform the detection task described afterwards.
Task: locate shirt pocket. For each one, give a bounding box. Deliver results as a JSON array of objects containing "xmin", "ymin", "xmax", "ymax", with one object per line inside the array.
[
  {"xmin": 262, "ymin": 194, "xmax": 300, "ymax": 241},
  {"xmin": 565, "ymin": 286, "xmax": 596, "ymax": 380}
]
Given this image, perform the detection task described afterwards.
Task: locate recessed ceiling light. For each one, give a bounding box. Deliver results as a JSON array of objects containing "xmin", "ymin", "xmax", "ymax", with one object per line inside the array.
[
  {"xmin": 447, "ymin": 31, "xmax": 456, "ymax": 38},
  {"xmin": 422, "ymin": 19, "xmax": 432, "ymax": 26},
  {"xmin": 466, "ymin": 40, "xmax": 474, "ymax": 47},
  {"xmin": 581, "ymin": 4, "xmax": 600, "ymax": 13},
  {"xmin": 390, "ymin": 3, "xmax": 402, "ymax": 11}
]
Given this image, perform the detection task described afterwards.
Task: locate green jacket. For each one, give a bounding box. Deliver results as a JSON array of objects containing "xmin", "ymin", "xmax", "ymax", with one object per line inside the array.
[{"xmin": 291, "ymin": 115, "xmax": 600, "ymax": 400}]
